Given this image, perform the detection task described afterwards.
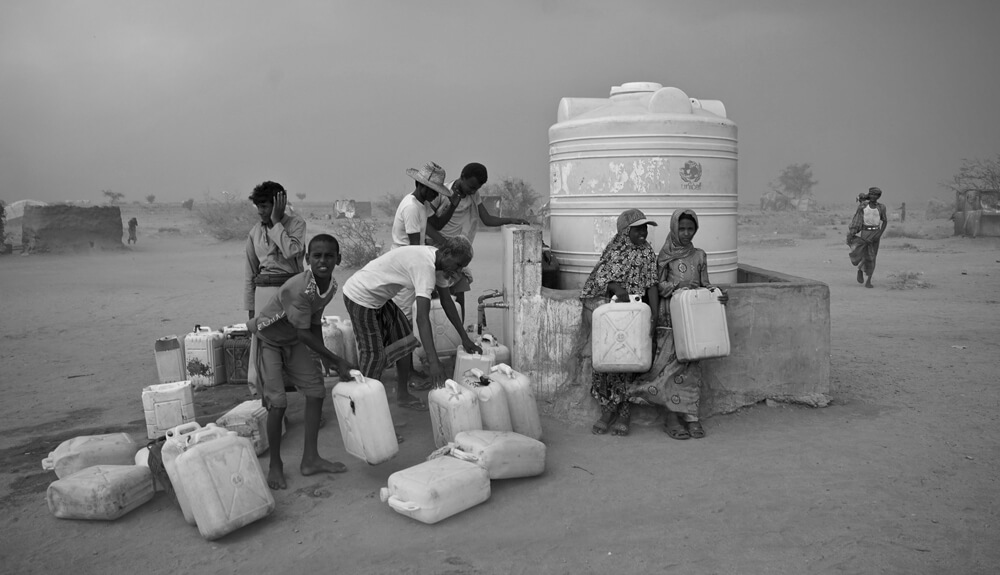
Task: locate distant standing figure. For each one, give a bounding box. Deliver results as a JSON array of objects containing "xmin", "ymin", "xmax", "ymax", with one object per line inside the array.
[
  {"xmin": 127, "ymin": 218, "xmax": 138, "ymax": 244},
  {"xmin": 245, "ymin": 181, "xmax": 306, "ymax": 395},
  {"xmin": 847, "ymin": 187, "xmax": 888, "ymax": 288},
  {"xmin": 900, "ymin": 202, "xmax": 906, "ymax": 223}
]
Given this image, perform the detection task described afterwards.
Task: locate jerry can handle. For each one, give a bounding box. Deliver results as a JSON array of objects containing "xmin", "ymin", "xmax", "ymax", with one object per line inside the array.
[
  {"xmin": 189, "ymin": 426, "xmax": 234, "ymax": 446},
  {"xmin": 448, "ymin": 448, "xmax": 481, "ymax": 464},
  {"xmin": 491, "ymin": 363, "xmax": 513, "ymax": 377},
  {"xmin": 349, "ymin": 369, "xmax": 365, "ymax": 383},
  {"xmin": 41, "ymin": 456, "xmax": 55, "ymax": 470},
  {"xmin": 386, "ymin": 495, "xmax": 421, "ymax": 513},
  {"xmin": 166, "ymin": 421, "xmax": 202, "ymax": 441},
  {"xmin": 444, "ymin": 379, "xmax": 461, "ymax": 395},
  {"xmin": 470, "ymin": 368, "xmax": 485, "ymax": 378}
]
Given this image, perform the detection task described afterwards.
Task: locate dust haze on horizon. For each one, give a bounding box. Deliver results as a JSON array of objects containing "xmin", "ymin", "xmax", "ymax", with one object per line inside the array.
[{"xmin": 2, "ymin": 1, "xmax": 998, "ymax": 211}]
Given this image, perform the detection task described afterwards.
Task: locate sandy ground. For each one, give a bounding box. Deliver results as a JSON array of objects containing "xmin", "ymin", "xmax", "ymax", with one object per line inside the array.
[{"xmin": 1, "ymin": 204, "xmax": 998, "ymax": 574}]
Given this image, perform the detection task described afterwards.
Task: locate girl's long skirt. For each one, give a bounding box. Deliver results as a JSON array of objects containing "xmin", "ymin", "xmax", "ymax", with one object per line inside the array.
[{"xmin": 626, "ymin": 301, "xmax": 702, "ymax": 417}]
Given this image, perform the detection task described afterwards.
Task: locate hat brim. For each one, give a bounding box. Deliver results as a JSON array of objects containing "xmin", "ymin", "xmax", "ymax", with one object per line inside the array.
[
  {"xmin": 624, "ymin": 218, "xmax": 657, "ymax": 229},
  {"xmin": 406, "ymin": 168, "xmax": 452, "ymax": 197}
]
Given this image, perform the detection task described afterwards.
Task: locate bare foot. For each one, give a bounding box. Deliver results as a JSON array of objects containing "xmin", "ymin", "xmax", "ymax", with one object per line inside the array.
[
  {"xmin": 268, "ymin": 464, "xmax": 287, "ymax": 490},
  {"xmin": 865, "ymin": 282, "xmax": 873, "ymax": 288},
  {"xmin": 301, "ymin": 456, "xmax": 347, "ymax": 476}
]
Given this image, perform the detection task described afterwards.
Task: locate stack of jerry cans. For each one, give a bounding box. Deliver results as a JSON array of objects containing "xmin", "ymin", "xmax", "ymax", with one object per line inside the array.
[
  {"xmin": 331, "ymin": 370, "xmax": 398, "ymax": 465},
  {"xmin": 591, "ymin": 294, "xmax": 652, "ymax": 373},
  {"xmin": 669, "ymin": 287, "xmax": 731, "ymax": 362},
  {"xmin": 154, "ymin": 335, "xmax": 186, "ymax": 384},
  {"xmin": 379, "ymin": 455, "xmax": 490, "ymax": 524},
  {"xmin": 184, "ymin": 325, "xmax": 226, "ymax": 387},
  {"xmin": 141, "ymin": 380, "xmax": 196, "ymax": 440},
  {"xmin": 222, "ymin": 324, "xmax": 252, "ymax": 386}
]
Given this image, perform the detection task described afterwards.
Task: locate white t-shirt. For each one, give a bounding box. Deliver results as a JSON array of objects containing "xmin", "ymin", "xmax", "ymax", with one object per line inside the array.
[
  {"xmin": 863, "ymin": 205, "xmax": 881, "ymax": 227},
  {"xmin": 428, "ymin": 181, "xmax": 485, "ymax": 243},
  {"xmin": 342, "ymin": 246, "xmax": 448, "ymax": 309},
  {"xmin": 391, "ymin": 194, "xmax": 433, "ymax": 249}
]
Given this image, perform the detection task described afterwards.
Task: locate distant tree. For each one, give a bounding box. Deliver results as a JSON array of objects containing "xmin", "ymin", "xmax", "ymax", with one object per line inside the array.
[
  {"xmin": 296, "ymin": 192, "xmax": 306, "ymax": 201},
  {"xmin": 0, "ymin": 200, "xmax": 6, "ymax": 245},
  {"xmin": 145, "ymin": 194, "xmax": 156, "ymax": 204},
  {"xmin": 182, "ymin": 198, "xmax": 194, "ymax": 210},
  {"xmin": 375, "ymin": 191, "xmax": 404, "ymax": 218},
  {"xmin": 102, "ymin": 190, "xmax": 125, "ymax": 204},
  {"xmin": 769, "ymin": 163, "xmax": 818, "ymax": 200},
  {"xmin": 940, "ymin": 155, "xmax": 1000, "ymax": 194},
  {"xmin": 482, "ymin": 176, "xmax": 541, "ymax": 221}
]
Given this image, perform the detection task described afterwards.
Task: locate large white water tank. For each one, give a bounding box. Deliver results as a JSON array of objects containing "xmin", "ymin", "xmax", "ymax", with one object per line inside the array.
[{"xmin": 548, "ymin": 82, "xmax": 738, "ymax": 288}]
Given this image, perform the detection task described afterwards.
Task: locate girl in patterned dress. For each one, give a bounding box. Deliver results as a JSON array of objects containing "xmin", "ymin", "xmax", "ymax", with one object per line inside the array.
[
  {"xmin": 628, "ymin": 208, "xmax": 728, "ymax": 439},
  {"xmin": 580, "ymin": 209, "xmax": 659, "ymax": 436}
]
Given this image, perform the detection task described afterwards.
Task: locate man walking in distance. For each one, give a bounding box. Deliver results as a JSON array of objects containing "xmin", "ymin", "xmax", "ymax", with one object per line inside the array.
[{"xmin": 245, "ymin": 181, "xmax": 306, "ymax": 395}]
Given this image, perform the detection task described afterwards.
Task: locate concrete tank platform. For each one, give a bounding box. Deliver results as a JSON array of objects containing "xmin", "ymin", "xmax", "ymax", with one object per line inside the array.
[{"xmin": 499, "ymin": 226, "xmax": 830, "ymax": 425}]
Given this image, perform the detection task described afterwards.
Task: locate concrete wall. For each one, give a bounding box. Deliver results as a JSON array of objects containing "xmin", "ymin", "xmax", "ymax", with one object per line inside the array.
[{"xmin": 500, "ymin": 227, "xmax": 830, "ymax": 424}]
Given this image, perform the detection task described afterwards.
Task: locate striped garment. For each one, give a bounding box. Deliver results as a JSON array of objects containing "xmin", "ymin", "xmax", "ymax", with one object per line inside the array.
[{"xmin": 343, "ymin": 294, "xmax": 420, "ymax": 380}]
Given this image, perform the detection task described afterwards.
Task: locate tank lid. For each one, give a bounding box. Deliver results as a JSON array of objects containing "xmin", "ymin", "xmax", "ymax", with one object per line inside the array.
[{"xmin": 610, "ymin": 82, "xmax": 663, "ymax": 96}]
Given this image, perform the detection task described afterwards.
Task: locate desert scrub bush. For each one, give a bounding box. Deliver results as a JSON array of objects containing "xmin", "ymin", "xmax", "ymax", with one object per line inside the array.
[
  {"xmin": 884, "ymin": 271, "xmax": 932, "ymax": 290},
  {"xmin": 195, "ymin": 191, "xmax": 258, "ymax": 240},
  {"xmin": 883, "ymin": 225, "xmax": 929, "ymax": 239},
  {"xmin": 182, "ymin": 198, "xmax": 194, "ymax": 210},
  {"xmin": 336, "ymin": 217, "xmax": 384, "ymax": 268}
]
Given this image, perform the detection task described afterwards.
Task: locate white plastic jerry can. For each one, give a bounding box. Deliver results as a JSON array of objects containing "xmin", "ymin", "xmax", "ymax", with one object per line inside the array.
[
  {"xmin": 452, "ymin": 430, "xmax": 547, "ymax": 480},
  {"xmin": 331, "ymin": 370, "xmax": 399, "ymax": 465},
  {"xmin": 154, "ymin": 335, "xmax": 187, "ymax": 384},
  {"xmin": 459, "ymin": 369, "xmax": 513, "ymax": 432},
  {"xmin": 184, "ymin": 325, "xmax": 226, "ymax": 386},
  {"xmin": 175, "ymin": 431, "xmax": 275, "ymax": 540},
  {"xmin": 141, "ymin": 380, "xmax": 196, "ymax": 440},
  {"xmin": 452, "ymin": 347, "xmax": 496, "ymax": 381},
  {"xmin": 379, "ymin": 455, "xmax": 491, "ymax": 524},
  {"xmin": 42, "ymin": 433, "xmax": 141, "ymax": 479},
  {"xmin": 591, "ymin": 294, "xmax": 652, "ymax": 373},
  {"xmin": 46, "ymin": 465, "xmax": 155, "ymax": 520},
  {"xmin": 215, "ymin": 399, "xmax": 272, "ymax": 456},
  {"xmin": 669, "ymin": 287, "xmax": 731, "ymax": 362},
  {"xmin": 413, "ymin": 295, "xmax": 465, "ymax": 366},
  {"xmin": 477, "ymin": 333, "xmax": 510, "ymax": 366},
  {"xmin": 161, "ymin": 421, "xmax": 209, "ymax": 525},
  {"xmin": 428, "ymin": 379, "xmax": 483, "ymax": 448},
  {"xmin": 489, "ymin": 364, "xmax": 543, "ymax": 441}
]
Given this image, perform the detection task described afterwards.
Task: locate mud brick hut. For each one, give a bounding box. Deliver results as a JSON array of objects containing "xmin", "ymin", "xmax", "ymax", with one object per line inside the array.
[
  {"xmin": 953, "ymin": 189, "xmax": 1000, "ymax": 237},
  {"xmin": 22, "ymin": 204, "xmax": 124, "ymax": 252}
]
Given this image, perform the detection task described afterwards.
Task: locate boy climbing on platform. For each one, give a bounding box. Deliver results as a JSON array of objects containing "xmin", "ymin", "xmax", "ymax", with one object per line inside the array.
[{"xmin": 248, "ymin": 234, "xmax": 353, "ymax": 490}]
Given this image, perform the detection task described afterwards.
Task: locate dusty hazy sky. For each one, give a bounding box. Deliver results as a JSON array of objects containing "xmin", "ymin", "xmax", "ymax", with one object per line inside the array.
[{"xmin": 2, "ymin": 0, "xmax": 998, "ymax": 208}]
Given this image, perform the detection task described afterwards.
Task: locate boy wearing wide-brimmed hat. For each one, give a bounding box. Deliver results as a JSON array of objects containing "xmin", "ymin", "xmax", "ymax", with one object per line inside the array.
[{"xmin": 391, "ymin": 161, "xmax": 451, "ymax": 250}]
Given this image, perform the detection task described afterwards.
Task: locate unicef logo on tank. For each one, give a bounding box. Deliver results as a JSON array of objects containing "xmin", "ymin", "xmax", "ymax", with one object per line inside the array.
[{"xmin": 680, "ymin": 160, "xmax": 702, "ymax": 190}]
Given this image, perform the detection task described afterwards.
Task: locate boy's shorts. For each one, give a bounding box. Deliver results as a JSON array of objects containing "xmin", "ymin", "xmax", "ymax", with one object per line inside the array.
[{"xmin": 253, "ymin": 337, "xmax": 325, "ymax": 409}]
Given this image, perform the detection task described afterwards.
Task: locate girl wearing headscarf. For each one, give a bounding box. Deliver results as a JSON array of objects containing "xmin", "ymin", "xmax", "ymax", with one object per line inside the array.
[
  {"xmin": 580, "ymin": 209, "xmax": 659, "ymax": 436},
  {"xmin": 628, "ymin": 208, "xmax": 728, "ymax": 440},
  {"xmin": 847, "ymin": 187, "xmax": 888, "ymax": 288}
]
